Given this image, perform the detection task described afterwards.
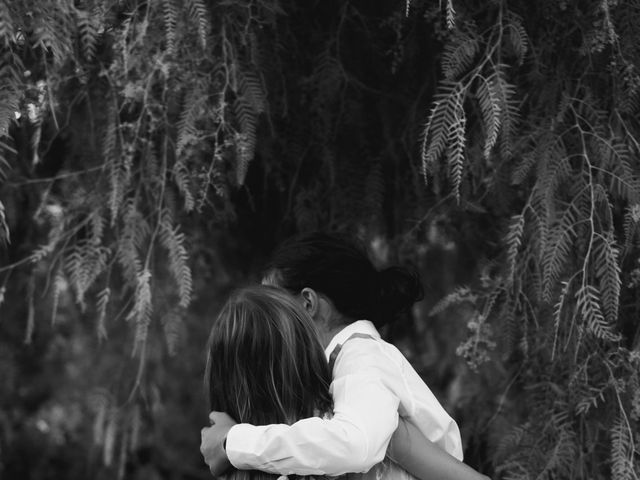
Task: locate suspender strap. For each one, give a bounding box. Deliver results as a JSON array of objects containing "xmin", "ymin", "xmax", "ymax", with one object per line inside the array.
[{"xmin": 328, "ymin": 332, "xmax": 376, "ymax": 373}]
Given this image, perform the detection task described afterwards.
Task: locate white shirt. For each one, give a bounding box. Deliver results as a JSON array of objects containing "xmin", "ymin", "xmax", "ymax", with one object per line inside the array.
[{"xmin": 225, "ymin": 320, "xmax": 463, "ymax": 476}]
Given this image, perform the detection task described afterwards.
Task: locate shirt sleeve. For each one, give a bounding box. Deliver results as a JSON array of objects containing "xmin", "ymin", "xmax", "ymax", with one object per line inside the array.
[{"xmin": 225, "ymin": 340, "xmax": 401, "ymax": 476}]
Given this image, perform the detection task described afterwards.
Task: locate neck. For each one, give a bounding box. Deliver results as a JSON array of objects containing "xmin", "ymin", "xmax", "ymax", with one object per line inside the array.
[
  {"xmin": 318, "ymin": 311, "xmax": 355, "ymax": 349},
  {"xmin": 320, "ymin": 324, "xmax": 345, "ymax": 349},
  {"xmin": 313, "ymin": 297, "xmax": 353, "ymax": 349}
]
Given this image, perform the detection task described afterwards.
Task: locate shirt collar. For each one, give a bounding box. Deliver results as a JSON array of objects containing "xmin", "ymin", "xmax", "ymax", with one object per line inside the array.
[{"xmin": 324, "ymin": 320, "xmax": 381, "ymax": 360}]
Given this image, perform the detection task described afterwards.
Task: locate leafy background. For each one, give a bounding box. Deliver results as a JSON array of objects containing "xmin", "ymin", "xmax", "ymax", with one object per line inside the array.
[{"xmin": 0, "ymin": 0, "xmax": 639, "ymax": 478}]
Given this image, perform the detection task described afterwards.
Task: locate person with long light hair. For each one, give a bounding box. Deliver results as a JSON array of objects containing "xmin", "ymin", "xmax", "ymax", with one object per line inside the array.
[{"xmin": 205, "ymin": 286, "xmax": 333, "ymax": 480}]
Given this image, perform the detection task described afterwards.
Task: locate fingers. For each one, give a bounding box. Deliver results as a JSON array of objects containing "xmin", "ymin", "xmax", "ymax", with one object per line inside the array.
[{"xmin": 209, "ymin": 411, "xmax": 232, "ymax": 424}]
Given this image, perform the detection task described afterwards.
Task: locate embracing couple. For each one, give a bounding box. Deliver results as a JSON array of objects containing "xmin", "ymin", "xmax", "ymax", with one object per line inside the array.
[{"xmin": 200, "ymin": 232, "xmax": 490, "ymax": 480}]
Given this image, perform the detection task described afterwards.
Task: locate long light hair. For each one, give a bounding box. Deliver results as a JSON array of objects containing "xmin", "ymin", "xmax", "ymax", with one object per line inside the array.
[{"xmin": 205, "ymin": 285, "xmax": 333, "ymax": 480}]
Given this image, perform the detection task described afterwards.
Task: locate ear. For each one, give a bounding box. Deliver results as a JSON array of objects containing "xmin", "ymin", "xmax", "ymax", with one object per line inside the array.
[{"xmin": 300, "ymin": 287, "xmax": 320, "ymax": 317}]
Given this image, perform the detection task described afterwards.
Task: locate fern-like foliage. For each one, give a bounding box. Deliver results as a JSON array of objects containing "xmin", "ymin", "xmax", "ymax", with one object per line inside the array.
[
  {"xmin": 490, "ymin": 68, "xmax": 519, "ymax": 160},
  {"xmin": 631, "ymin": 369, "xmax": 640, "ymax": 422},
  {"xmin": 176, "ymin": 86, "xmax": 203, "ymax": 159},
  {"xmin": 447, "ymin": 99, "xmax": 466, "ymax": 201},
  {"xmin": 504, "ymin": 12, "xmax": 529, "ymax": 65},
  {"xmin": 186, "ymin": 0, "xmax": 210, "ymax": 49},
  {"xmin": 429, "ymin": 286, "xmax": 477, "ymax": 315},
  {"xmin": 441, "ymin": 29, "xmax": 479, "ymax": 80},
  {"xmin": 104, "ymin": 105, "xmax": 122, "ymax": 225},
  {"xmin": 610, "ymin": 413, "xmax": 635, "ymax": 480},
  {"xmin": 173, "ymin": 158, "xmax": 195, "ymax": 212},
  {"xmin": 75, "ymin": 7, "xmax": 101, "ymax": 62},
  {"xmin": 575, "ymin": 284, "xmax": 620, "ymax": 342},
  {"xmin": 162, "ymin": 0, "xmax": 178, "ymax": 58},
  {"xmin": 31, "ymin": 1, "xmax": 75, "ymax": 67},
  {"xmin": 115, "ymin": 200, "xmax": 148, "ymax": 286},
  {"xmin": 128, "ymin": 268, "xmax": 152, "ymax": 357},
  {"xmin": 65, "ymin": 241, "xmax": 109, "ymax": 311},
  {"xmin": 444, "ymin": 0, "xmax": 456, "ymax": 30},
  {"xmin": 159, "ymin": 211, "xmax": 192, "ymax": 308},
  {"xmin": 477, "ymin": 74, "xmax": 502, "ymax": 159},
  {"xmin": 424, "ymin": 5, "xmax": 640, "ymax": 476},
  {"xmin": 505, "ymin": 214, "xmax": 525, "ymax": 284},
  {"xmin": 423, "ymin": 60, "xmax": 518, "ymax": 197},
  {"xmin": 511, "ymin": 131, "xmax": 553, "ymax": 186},
  {"xmin": 421, "ymin": 82, "xmax": 463, "ymax": 180},
  {"xmin": 608, "ymin": 147, "xmax": 640, "ymax": 205},
  {"xmin": 96, "ymin": 287, "xmax": 110, "ymax": 340},
  {"xmin": 540, "ymin": 417, "xmax": 578, "ymax": 479},
  {"xmin": 593, "ymin": 232, "xmax": 621, "ymax": 325},
  {"xmin": 0, "ymin": 199, "xmax": 9, "ymax": 246},
  {"xmin": 0, "ymin": 50, "xmax": 22, "ymax": 142},
  {"xmin": 232, "ymin": 67, "xmax": 267, "ymax": 185},
  {"xmin": 0, "ymin": 2, "xmax": 16, "ymax": 46},
  {"xmin": 0, "ymin": 142, "xmax": 11, "ymax": 182},
  {"xmin": 551, "ymin": 279, "xmax": 572, "ymax": 357},
  {"xmin": 623, "ymin": 205, "xmax": 640, "ymax": 254},
  {"xmin": 174, "ymin": 85, "xmax": 210, "ymax": 211},
  {"xmin": 541, "ymin": 200, "xmax": 578, "ymax": 300},
  {"xmin": 511, "ymin": 151, "xmax": 536, "ymax": 186},
  {"xmin": 572, "ymin": 371, "xmax": 607, "ymax": 416}
]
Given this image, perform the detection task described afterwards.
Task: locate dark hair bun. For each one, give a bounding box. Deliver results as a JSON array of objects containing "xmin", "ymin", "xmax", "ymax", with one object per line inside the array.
[
  {"xmin": 373, "ymin": 266, "xmax": 424, "ymax": 327},
  {"xmin": 266, "ymin": 231, "xmax": 425, "ymax": 329}
]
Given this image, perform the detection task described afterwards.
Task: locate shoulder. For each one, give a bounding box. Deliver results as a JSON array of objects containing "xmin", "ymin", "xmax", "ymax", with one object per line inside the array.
[{"xmin": 332, "ymin": 336, "xmax": 403, "ymax": 378}]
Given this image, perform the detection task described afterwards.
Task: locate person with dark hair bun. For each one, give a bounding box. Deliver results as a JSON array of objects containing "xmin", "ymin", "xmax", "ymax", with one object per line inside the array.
[
  {"xmin": 202, "ymin": 233, "xmax": 489, "ymax": 480},
  {"xmin": 262, "ymin": 233, "xmax": 424, "ymax": 331}
]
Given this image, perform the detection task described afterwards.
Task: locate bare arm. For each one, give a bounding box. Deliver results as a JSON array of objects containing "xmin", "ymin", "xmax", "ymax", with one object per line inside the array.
[{"xmin": 388, "ymin": 419, "xmax": 491, "ymax": 480}]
